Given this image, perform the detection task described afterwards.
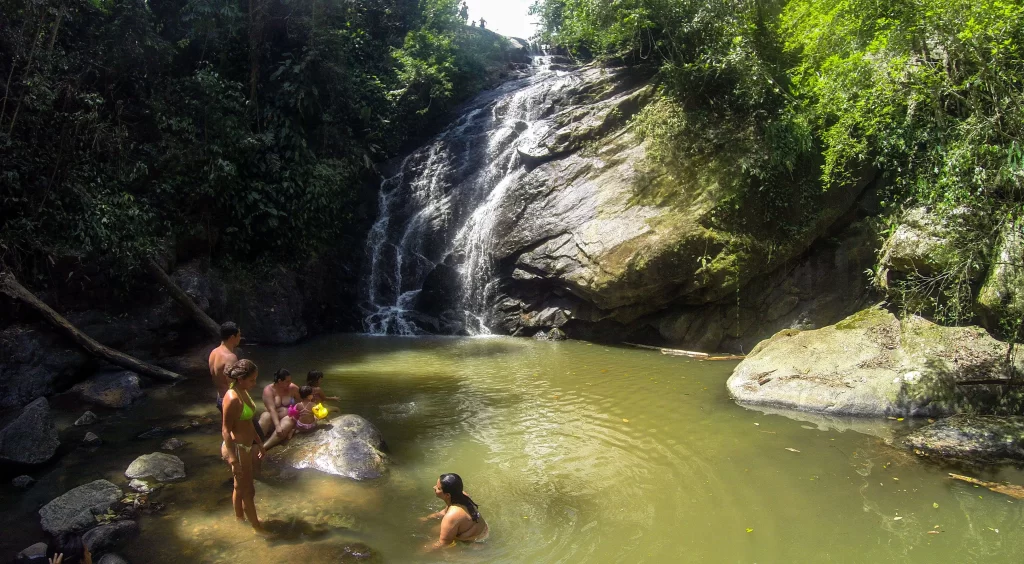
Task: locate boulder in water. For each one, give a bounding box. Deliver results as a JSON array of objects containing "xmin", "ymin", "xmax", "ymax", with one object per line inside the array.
[
  {"xmin": 16, "ymin": 542, "xmax": 47, "ymax": 562},
  {"xmin": 12, "ymin": 475, "xmax": 36, "ymax": 490},
  {"xmin": 39, "ymin": 479, "xmax": 122, "ymax": 536},
  {"xmin": 124, "ymin": 452, "xmax": 186, "ymax": 482},
  {"xmin": 82, "ymin": 432, "xmax": 102, "ymax": 447},
  {"xmin": 268, "ymin": 414, "xmax": 388, "ymax": 480},
  {"xmin": 902, "ymin": 415, "xmax": 1024, "ymax": 462},
  {"xmin": 159, "ymin": 438, "xmax": 187, "ymax": 451},
  {"xmin": 83, "ymin": 520, "xmax": 139, "ymax": 555},
  {"xmin": 75, "ymin": 411, "xmax": 99, "ymax": 426},
  {"xmin": 0, "ymin": 325, "xmax": 89, "ymax": 409},
  {"xmin": 97, "ymin": 554, "xmax": 130, "ymax": 564},
  {"xmin": 0, "ymin": 397, "xmax": 60, "ymax": 465},
  {"xmin": 533, "ymin": 330, "xmax": 549, "ymax": 341},
  {"xmin": 548, "ymin": 327, "xmax": 568, "ymax": 341},
  {"xmin": 727, "ymin": 306, "xmax": 1024, "ymax": 417},
  {"xmin": 71, "ymin": 370, "xmax": 144, "ymax": 408}
]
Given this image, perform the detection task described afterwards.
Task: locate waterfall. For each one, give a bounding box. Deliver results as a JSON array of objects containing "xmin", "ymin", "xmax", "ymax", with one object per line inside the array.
[{"xmin": 363, "ymin": 51, "xmax": 580, "ymax": 335}]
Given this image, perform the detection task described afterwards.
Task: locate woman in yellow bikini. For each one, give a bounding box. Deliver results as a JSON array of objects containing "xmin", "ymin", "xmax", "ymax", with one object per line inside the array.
[{"xmin": 220, "ymin": 359, "xmax": 268, "ymax": 535}]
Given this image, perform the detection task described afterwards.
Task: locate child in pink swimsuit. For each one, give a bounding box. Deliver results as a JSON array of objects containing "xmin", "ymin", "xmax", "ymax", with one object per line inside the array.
[{"xmin": 291, "ymin": 386, "xmax": 318, "ymax": 433}]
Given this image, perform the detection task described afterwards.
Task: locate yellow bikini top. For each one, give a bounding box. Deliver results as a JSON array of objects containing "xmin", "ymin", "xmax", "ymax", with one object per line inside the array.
[{"xmin": 229, "ymin": 382, "xmax": 256, "ymax": 421}]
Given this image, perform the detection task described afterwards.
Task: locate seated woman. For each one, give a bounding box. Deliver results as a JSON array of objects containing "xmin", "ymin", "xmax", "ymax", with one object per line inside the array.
[
  {"xmin": 220, "ymin": 359, "xmax": 267, "ymax": 535},
  {"xmin": 423, "ymin": 473, "xmax": 489, "ymax": 549},
  {"xmin": 259, "ymin": 368, "xmax": 301, "ymax": 450}
]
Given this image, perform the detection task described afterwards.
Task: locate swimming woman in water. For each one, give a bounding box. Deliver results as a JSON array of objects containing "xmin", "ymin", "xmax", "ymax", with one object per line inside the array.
[
  {"xmin": 423, "ymin": 473, "xmax": 489, "ymax": 549},
  {"xmin": 220, "ymin": 359, "xmax": 267, "ymax": 535}
]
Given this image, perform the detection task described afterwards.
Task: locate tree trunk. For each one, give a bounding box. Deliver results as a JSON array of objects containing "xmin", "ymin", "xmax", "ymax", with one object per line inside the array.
[
  {"xmin": 0, "ymin": 271, "xmax": 183, "ymax": 382},
  {"xmin": 144, "ymin": 257, "xmax": 221, "ymax": 340}
]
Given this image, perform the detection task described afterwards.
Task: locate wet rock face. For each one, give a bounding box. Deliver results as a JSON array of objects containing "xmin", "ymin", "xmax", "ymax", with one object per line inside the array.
[
  {"xmin": 71, "ymin": 370, "xmax": 144, "ymax": 408},
  {"xmin": 268, "ymin": 414, "xmax": 388, "ymax": 480},
  {"xmin": 727, "ymin": 306, "xmax": 1024, "ymax": 417},
  {"xmin": 125, "ymin": 452, "xmax": 186, "ymax": 483},
  {"xmin": 39, "ymin": 479, "xmax": 122, "ymax": 536},
  {"xmin": 0, "ymin": 325, "xmax": 88, "ymax": 409},
  {"xmin": 977, "ymin": 220, "xmax": 1024, "ymax": 329},
  {"xmin": 83, "ymin": 520, "xmax": 140, "ymax": 555},
  {"xmin": 0, "ymin": 397, "xmax": 60, "ymax": 465},
  {"xmin": 226, "ymin": 267, "xmax": 308, "ymax": 344},
  {"xmin": 902, "ymin": 415, "xmax": 1024, "ymax": 462}
]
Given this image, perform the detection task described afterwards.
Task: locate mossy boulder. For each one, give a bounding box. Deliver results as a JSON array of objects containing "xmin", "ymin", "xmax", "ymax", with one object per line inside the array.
[
  {"xmin": 727, "ymin": 306, "xmax": 1024, "ymax": 417},
  {"xmin": 977, "ymin": 220, "xmax": 1024, "ymax": 329}
]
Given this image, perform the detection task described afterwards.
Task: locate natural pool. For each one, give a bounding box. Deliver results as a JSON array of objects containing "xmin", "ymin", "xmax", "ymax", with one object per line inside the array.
[{"xmin": 3, "ymin": 335, "xmax": 1024, "ymax": 562}]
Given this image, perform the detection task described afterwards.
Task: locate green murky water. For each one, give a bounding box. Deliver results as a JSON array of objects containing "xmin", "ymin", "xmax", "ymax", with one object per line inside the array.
[{"xmin": 3, "ymin": 335, "xmax": 1024, "ymax": 562}]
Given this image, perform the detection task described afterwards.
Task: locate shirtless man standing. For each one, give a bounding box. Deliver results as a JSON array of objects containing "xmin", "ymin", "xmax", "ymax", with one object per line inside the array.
[{"xmin": 209, "ymin": 322, "xmax": 242, "ymax": 410}]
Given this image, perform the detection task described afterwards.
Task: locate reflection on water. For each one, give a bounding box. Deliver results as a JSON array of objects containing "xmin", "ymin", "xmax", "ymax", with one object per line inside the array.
[{"xmin": 2, "ymin": 335, "xmax": 1024, "ymax": 563}]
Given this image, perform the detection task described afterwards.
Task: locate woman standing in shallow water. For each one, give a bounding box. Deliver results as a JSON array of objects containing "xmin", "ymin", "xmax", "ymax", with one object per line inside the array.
[
  {"xmin": 422, "ymin": 473, "xmax": 489, "ymax": 549},
  {"xmin": 220, "ymin": 359, "xmax": 268, "ymax": 535}
]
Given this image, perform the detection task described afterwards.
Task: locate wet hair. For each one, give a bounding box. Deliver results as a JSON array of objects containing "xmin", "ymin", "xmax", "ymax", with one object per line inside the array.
[
  {"xmin": 273, "ymin": 368, "xmax": 291, "ymax": 383},
  {"xmin": 307, "ymin": 370, "xmax": 324, "ymax": 386},
  {"xmin": 225, "ymin": 359, "xmax": 258, "ymax": 381},
  {"xmin": 440, "ymin": 473, "xmax": 480, "ymax": 522},
  {"xmin": 299, "ymin": 385, "xmax": 313, "ymax": 399},
  {"xmin": 220, "ymin": 321, "xmax": 240, "ymax": 341},
  {"xmin": 46, "ymin": 534, "xmax": 87, "ymax": 564}
]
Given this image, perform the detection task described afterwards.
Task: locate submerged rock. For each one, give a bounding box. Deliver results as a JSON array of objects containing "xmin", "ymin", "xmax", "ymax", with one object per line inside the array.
[
  {"xmin": 125, "ymin": 452, "xmax": 186, "ymax": 482},
  {"xmin": 75, "ymin": 411, "xmax": 99, "ymax": 426},
  {"xmin": 12, "ymin": 475, "xmax": 36, "ymax": 490},
  {"xmin": 548, "ymin": 327, "xmax": 568, "ymax": 341},
  {"xmin": 82, "ymin": 432, "xmax": 102, "ymax": 447},
  {"xmin": 16, "ymin": 542, "xmax": 47, "ymax": 561},
  {"xmin": 159, "ymin": 438, "xmax": 187, "ymax": 451},
  {"xmin": 71, "ymin": 370, "xmax": 144, "ymax": 408},
  {"xmin": 97, "ymin": 554, "xmax": 130, "ymax": 564},
  {"xmin": 0, "ymin": 397, "xmax": 60, "ymax": 465},
  {"xmin": 727, "ymin": 306, "xmax": 1024, "ymax": 417},
  {"xmin": 127, "ymin": 479, "xmax": 160, "ymax": 494},
  {"xmin": 39, "ymin": 479, "xmax": 122, "ymax": 536},
  {"xmin": 533, "ymin": 330, "xmax": 549, "ymax": 341},
  {"xmin": 903, "ymin": 415, "xmax": 1024, "ymax": 462},
  {"xmin": 268, "ymin": 414, "xmax": 388, "ymax": 480},
  {"xmin": 83, "ymin": 520, "xmax": 140, "ymax": 555}
]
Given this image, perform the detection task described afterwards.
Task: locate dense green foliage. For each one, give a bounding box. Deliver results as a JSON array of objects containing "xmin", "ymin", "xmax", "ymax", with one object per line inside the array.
[
  {"xmin": 0, "ymin": 0, "xmax": 511, "ymax": 278},
  {"xmin": 532, "ymin": 0, "xmax": 1024, "ymax": 334}
]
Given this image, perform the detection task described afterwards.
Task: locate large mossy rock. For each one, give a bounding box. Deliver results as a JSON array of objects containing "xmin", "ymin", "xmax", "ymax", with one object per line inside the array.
[
  {"xmin": 902, "ymin": 415, "xmax": 1024, "ymax": 462},
  {"xmin": 268, "ymin": 414, "xmax": 388, "ymax": 480},
  {"xmin": 71, "ymin": 370, "xmax": 144, "ymax": 408},
  {"xmin": 727, "ymin": 306, "xmax": 1024, "ymax": 417},
  {"xmin": 39, "ymin": 480, "xmax": 122, "ymax": 536},
  {"xmin": 0, "ymin": 397, "xmax": 60, "ymax": 464},
  {"xmin": 977, "ymin": 220, "xmax": 1024, "ymax": 329}
]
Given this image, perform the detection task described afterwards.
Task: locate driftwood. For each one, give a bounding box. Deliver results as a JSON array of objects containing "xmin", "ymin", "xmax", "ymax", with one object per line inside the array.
[
  {"xmin": 949, "ymin": 473, "xmax": 1024, "ymax": 500},
  {"xmin": 144, "ymin": 257, "xmax": 220, "ymax": 339},
  {"xmin": 0, "ymin": 270, "xmax": 183, "ymax": 382},
  {"xmin": 624, "ymin": 342, "xmax": 745, "ymax": 361}
]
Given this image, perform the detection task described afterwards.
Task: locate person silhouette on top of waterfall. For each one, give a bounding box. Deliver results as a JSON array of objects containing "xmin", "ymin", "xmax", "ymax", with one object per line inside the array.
[
  {"xmin": 459, "ymin": 1, "xmax": 469, "ymax": 21},
  {"xmin": 478, "ymin": 17, "xmax": 486, "ymax": 29},
  {"xmin": 421, "ymin": 473, "xmax": 489, "ymax": 549}
]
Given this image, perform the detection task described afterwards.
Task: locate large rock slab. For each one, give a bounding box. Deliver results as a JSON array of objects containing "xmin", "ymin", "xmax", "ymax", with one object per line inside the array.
[
  {"xmin": 0, "ymin": 325, "xmax": 88, "ymax": 408},
  {"xmin": 124, "ymin": 452, "xmax": 186, "ymax": 482},
  {"xmin": 727, "ymin": 306, "xmax": 1024, "ymax": 417},
  {"xmin": 902, "ymin": 415, "xmax": 1024, "ymax": 462},
  {"xmin": 0, "ymin": 397, "xmax": 60, "ymax": 464},
  {"xmin": 226, "ymin": 267, "xmax": 308, "ymax": 344},
  {"xmin": 39, "ymin": 479, "xmax": 122, "ymax": 536},
  {"xmin": 268, "ymin": 415, "xmax": 388, "ymax": 480},
  {"xmin": 977, "ymin": 219, "xmax": 1024, "ymax": 329},
  {"xmin": 71, "ymin": 370, "xmax": 144, "ymax": 408}
]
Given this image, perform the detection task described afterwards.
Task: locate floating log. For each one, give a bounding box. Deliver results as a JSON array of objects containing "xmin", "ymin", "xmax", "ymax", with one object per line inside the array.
[
  {"xmin": 623, "ymin": 342, "xmax": 744, "ymax": 361},
  {"xmin": 0, "ymin": 270, "xmax": 183, "ymax": 382},
  {"xmin": 949, "ymin": 473, "xmax": 1024, "ymax": 500},
  {"xmin": 144, "ymin": 257, "xmax": 220, "ymax": 339}
]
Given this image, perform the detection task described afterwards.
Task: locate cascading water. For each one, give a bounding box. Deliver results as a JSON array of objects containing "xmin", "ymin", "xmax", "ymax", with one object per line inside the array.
[{"xmin": 363, "ymin": 49, "xmax": 579, "ymax": 335}]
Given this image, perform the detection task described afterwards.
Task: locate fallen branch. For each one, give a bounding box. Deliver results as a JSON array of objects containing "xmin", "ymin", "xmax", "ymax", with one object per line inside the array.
[
  {"xmin": 623, "ymin": 342, "xmax": 745, "ymax": 360},
  {"xmin": 949, "ymin": 473, "xmax": 1024, "ymax": 500},
  {"xmin": 0, "ymin": 270, "xmax": 183, "ymax": 382},
  {"xmin": 144, "ymin": 257, "xmax": 220, "ymax": 339}
]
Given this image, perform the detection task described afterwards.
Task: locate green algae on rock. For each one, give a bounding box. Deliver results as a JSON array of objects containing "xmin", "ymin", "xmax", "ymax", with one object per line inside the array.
[{"xmin": 727, "ymin": 306, "xmax": 1024, "ymax": 417}]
